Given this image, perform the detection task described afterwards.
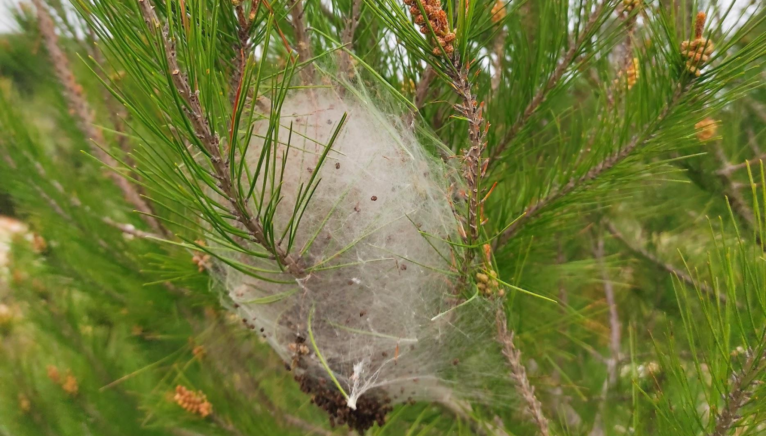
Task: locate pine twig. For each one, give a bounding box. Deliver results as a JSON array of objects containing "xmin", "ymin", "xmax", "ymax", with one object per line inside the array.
[
  {"xmin": 490, "ymin": 0, "xmax": 608, "ymax": 163},
  {"xmin": 710, "ymin": 343, "xmax": 766, "ymax": 436},
  {"xmin": 85, "ymin": 28, "xmax": 135, "ymax": 166},
  {"xmin": 414, "ymin": 66, "xmax": 436, "ymax": 110},
  {"xmin": 616, "ymin": 0, "xmax": 638, "ymax": 70},
  {"xmin": 490, "ymin": 0, "xmax": 507, "ymax": 93},
  {"xmin": 716, "ymin": 155, "xmax": 766, "ymax": 176},
  {"xmin": 84, "ymin": 29, "xmax": 173, "ymax": 238},
  {"xmin": 137, "ymin": 0, "xmax": 304, "ymax": 278},
  {"xmin": 713, "ymin": 143, "xmax": 759, "ymax": 230},
  {"xmin": 496, "ymin": 85, "xmax": 685, "ymax": 248},
  {"xmin": 102, "ymin": 217, "xmax": 163, "ymax": 240},
  {"xmin": 287, "ymin": 0, "xmax": 314, "ymax": 83},
  {"xmin": 709, "ymin": 141, "xmax": 766, "ymax": 250},
  {"xmin": 594, "ymin": 234, "xmax": 621, "ymax": 384},
  {"xmin": 449, "ymin": 62, "xmax": 489, "ymax": 273},
  {"xmin": 403, "ymin": 65, "xmax": 435, "ymax": 128},
  {"xmin": 605, "ymin": 221, "xmax": 724, "ymax": 303},
  {"xmin": 496, "ymin": 309, "xmax": 552, "ymax": 436},
  {"xmin": 34, "ymin": 184, "xmax": 72, "ymax": 222},
  {"xmin": 32, "ymin": 0, "xmax": 164, "ymax": 235},
  {"xmin": 681, "ymin": 133, "xmax": 763, "ymax": 250},
  {"xmin": 230, "ymin": 0, "xmax": 256, "ymax": 105},
  {"xmin": 338, "ymin": 0, "xmax": 362, "ymax": 75},
  {"xmin": 403, "ymin": 0, "xmax": 490, "ymax": 276},
  {"xmin": 549, "ymin": 242, "xmax": 585, "ymax": 430},
  {"xmin": 490, "ymin": 30, "xmax": 506, "ymax": 92},
  {"xmin": 588, "ymin": 232, "xmax": 620, "ymax": 436}
]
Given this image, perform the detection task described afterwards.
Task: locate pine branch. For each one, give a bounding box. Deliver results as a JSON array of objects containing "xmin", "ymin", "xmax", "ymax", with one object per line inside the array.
[
  {"xmin": 414, "ymin": 66, "xmax": 435, "ymax": 110},
  {"xmin": 230, "ymin": 0, "xmax": 256, "ymax": 105},
  {"xmin": 496, "ymin": 308, "xmax": 552, "ymax": 436},
  {"xmin": 589, "ymin": 233, "xmax": 620, "ymax": 436},
  {"xmin": 679, "ymin": 138, "xmax": 763, "ymax": 250},
  {"xmin": 550, "ymin": 242, "xmax": 586, "ymax": 430},
  {"xmin": 137, "ymin": 0, "xmax": 305, "ymax": 278},
  {"xmin": 33, "ymin": 184, "xmax": 72, "ymax": 222},
  {"xmin": 287, "ymin": 0, "xmax": 314, "ymax": 83},
  {"xmin": 450, "ymin": 62, "xmax": 489, "ymax": 272},
  {"xmin": 711, "ymin": 142, "xmax": 765, "ymax": 249},
  {"xmin": 616, "ymin": 0, "xmax": 638, "ymax": 69},
  {"xmin": 605, "ymin": 221, "xmax": 724, "ymax": 303},
  {"xmin": 714, "ymin": 145, "xmax": 756, "ymax": 227},
  {"xmin": 400, "ymin": 0, "xmax": 490, "ymax": 275},
  {"xmin": 716, "ymin": 155, "xmax": 766, "ymax": 176},
  {"xmin": 85, "ymin": 28, "xmax": 134, "ymax": 165},
  {"xmin": 404, "ymin": 65, "xmax": 435, "ymax": 127},
  {"xmin": 496, "ymin": 85, "xmax": 685, "ymax": 248},
  {"xmin": 31, "ymin": 0, "xmax": 164, "ymax": 235},
  {"xmin": 85, "ymin": 28, "xmax": 170, "ymax": 237},
  {"xmin": 710, "ymin": 342, "xmax": 766, "ymax": 436},
  {"xmin": 594, "ymin": 233, "xmax": 621, "ymax": 384},
  {"xmin": 489, "ymin": 0, "xmax": 608, "ymax": 163},
  {"xmin": 490, "ymin": 30, "xmax": 506, "ymax": 92},
  {"xmin": 102, "ymin": 217, "xmax": 162, "ymax": 240},
  {"xmin": 604, "ymin": 0, "xmax": 640, "ymax": 106},
  {"xmin": 490, "ymin": 0, "xmax": 507, "ymax": 92},
  {"xmin": 338, "ymin": 0, "xmax": 362, "ymax": 75}
]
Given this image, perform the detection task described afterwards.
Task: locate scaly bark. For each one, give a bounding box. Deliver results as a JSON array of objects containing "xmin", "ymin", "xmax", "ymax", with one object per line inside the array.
[{"xmin": 138, "ymin": 0, "xmax": 305, "ymax": 278}]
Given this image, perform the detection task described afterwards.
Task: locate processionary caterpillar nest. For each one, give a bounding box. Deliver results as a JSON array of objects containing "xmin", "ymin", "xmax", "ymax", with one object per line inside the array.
[{"xmin": 216, "ymin": 83, "xmax": 508, "ymax": 432}]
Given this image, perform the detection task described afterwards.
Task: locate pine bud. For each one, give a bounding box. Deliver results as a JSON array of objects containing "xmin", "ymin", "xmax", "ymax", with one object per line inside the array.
[
  {"xmin": 18, "ymin": 394, "xmax": 31, "ymax": 413},
  {"xmin": 47, "ymin": 365, "xmax": 60, "ymax": 384},
  {"xmin": 695, "ymin": 117, "xmax": 718, "ymax": 141},
  {"xmin": 62, "ymin": 372, "xmax": 79, "ymax": 396}
]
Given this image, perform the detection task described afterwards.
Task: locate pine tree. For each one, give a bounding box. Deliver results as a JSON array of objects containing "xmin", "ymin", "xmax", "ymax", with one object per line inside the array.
[{"xmin": 1, "ymin": 0, "xmax": 766, "ymax": 435}]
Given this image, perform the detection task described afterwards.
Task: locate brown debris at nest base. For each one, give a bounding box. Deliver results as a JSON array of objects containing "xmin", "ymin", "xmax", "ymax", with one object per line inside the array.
[{"xmin": 296, "ymin": 374, "xmax": 393, "ymax": 434}]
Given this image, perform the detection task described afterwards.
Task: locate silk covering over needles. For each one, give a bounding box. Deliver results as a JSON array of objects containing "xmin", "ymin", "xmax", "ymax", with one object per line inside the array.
[{"xmin": 215, "ymin": 83, "xmax": 508, "ymax": 413}]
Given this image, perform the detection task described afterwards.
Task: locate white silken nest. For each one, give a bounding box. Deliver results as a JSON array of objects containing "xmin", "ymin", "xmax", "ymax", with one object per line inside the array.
[{"xmin": 216, "ymin": 84, "xmax": 507, "ymax": 430}]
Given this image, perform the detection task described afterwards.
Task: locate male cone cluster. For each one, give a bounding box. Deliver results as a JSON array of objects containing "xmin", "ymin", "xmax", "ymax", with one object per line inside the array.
[
  {"xmin": 681, "ymin": 12, "xmax": 714, "ymax": 77},
  {"xmin": 622, "ymin": 0, "xmax": 640, "ymax": 13},
  {"xmin": 403, "ymin": 0, "xmax": 456, "ymax": 56},
  {"xmin": 173, "ymin": 385, "xmax": 213, "ymax": 418},
  {"xmin": 491, "ymin": 0, "xmax": 506, "ymax": 24},
  {"xmin": 615, "ymin": 57, "xmax": 640, "ymax": 90}
]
